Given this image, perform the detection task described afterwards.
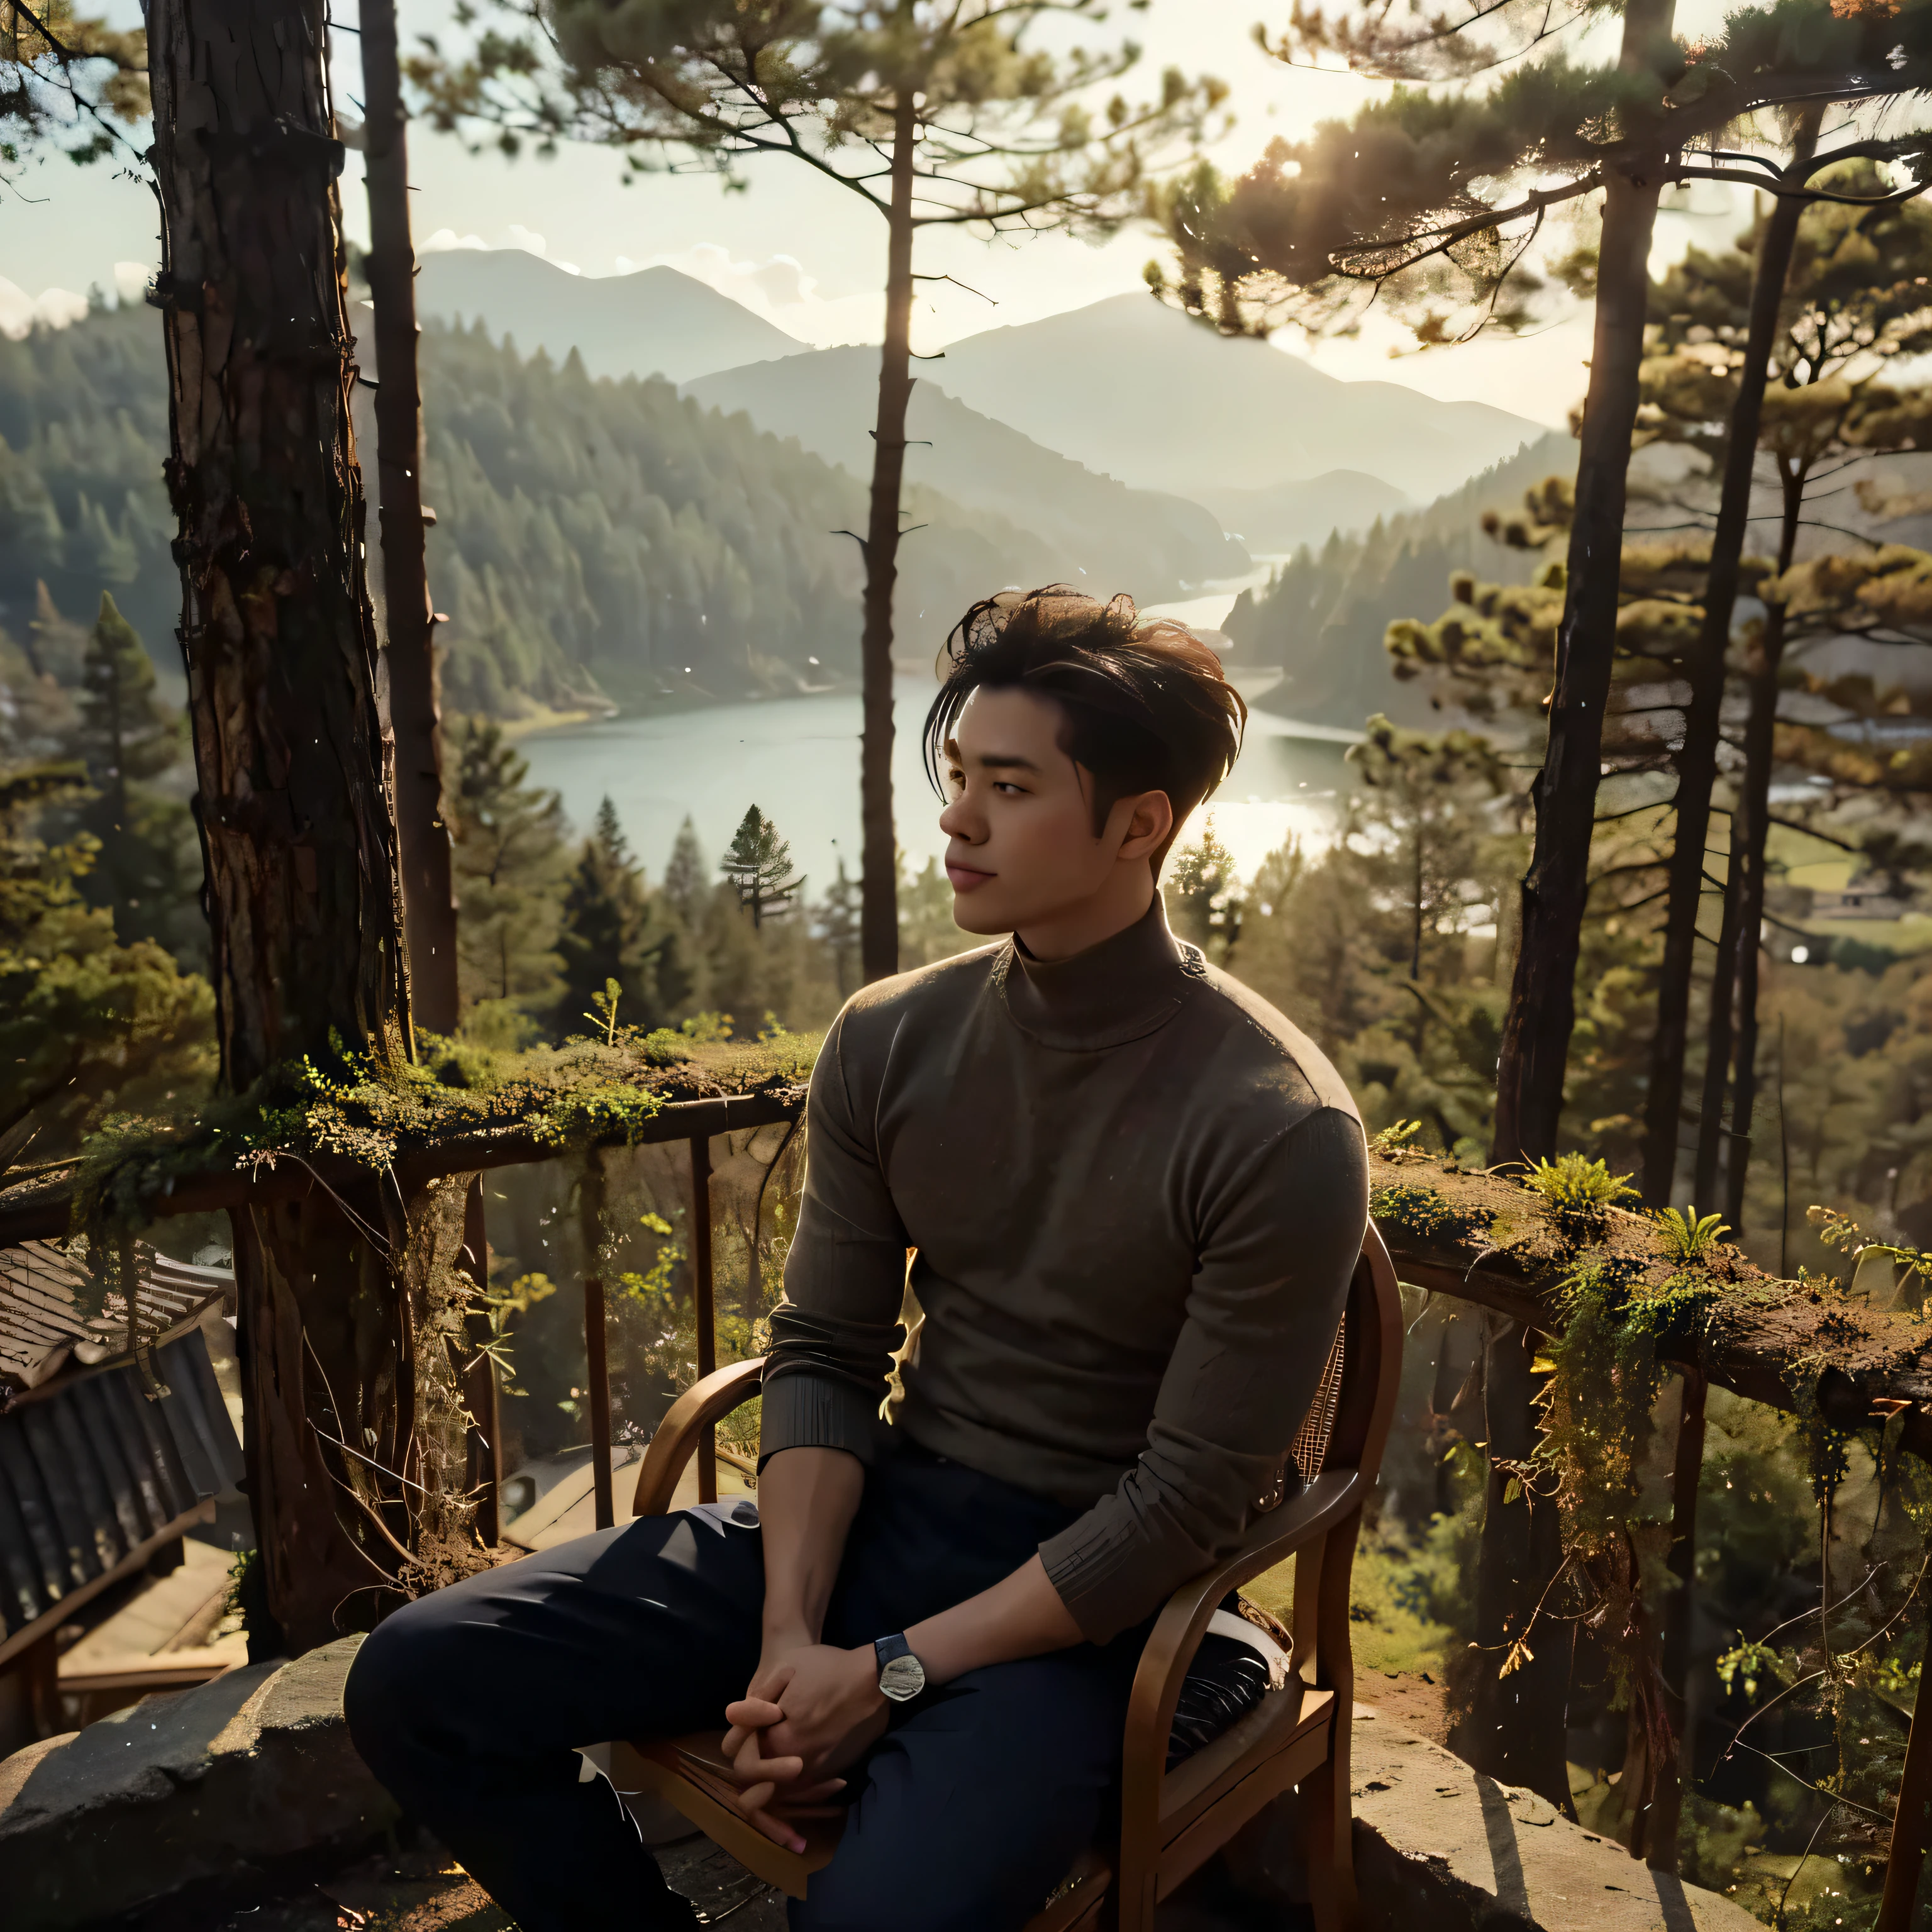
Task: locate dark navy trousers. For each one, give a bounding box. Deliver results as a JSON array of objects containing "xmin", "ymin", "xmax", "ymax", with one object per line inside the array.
[{"xmin": 344, "ymin": 1442, "xmax": 1149, "ymax": 1931}]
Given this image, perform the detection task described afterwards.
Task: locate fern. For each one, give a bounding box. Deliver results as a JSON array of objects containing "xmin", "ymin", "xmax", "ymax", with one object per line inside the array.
[
  {"xmin": 1521, "ymin": 1152, "xmax": 1638, "ymax": 1215},
  {"xmin": 1654, "ymin": 1204, "xmax": 1731, "ymax": 1261}
]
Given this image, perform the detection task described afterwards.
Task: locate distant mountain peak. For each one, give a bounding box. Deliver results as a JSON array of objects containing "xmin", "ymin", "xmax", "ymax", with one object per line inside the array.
[{"xmin": 413, "ymin": 252, "xmax": 805, "ymax": 387}]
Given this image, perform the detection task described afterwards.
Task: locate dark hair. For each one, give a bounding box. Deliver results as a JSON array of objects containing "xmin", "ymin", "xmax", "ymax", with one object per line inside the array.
[{"xmin": 923, "ymin": 585, "xmax": 1248, "ymax": 866}]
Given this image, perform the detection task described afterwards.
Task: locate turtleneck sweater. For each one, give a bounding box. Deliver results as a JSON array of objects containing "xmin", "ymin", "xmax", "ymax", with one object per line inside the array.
[{"xmin": 758, "ymin": 896, "xmax": 1368, "ymax": 1643}]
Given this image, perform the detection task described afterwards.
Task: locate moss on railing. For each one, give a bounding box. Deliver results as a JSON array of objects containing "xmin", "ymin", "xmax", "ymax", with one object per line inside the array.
[{"xmin": 1, "ymin": 1023, "xmax": 819, "ymax": 1250}]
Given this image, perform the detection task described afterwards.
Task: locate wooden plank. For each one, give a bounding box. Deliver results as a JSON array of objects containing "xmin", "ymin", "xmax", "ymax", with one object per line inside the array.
[
  {"xmin": 1158, "ymin": 1684, "xmax": 1333, "ymax": 1839},
  {"xmin": 1155, "ymin": 1726, "xmax": 1330, "ymax": 1902},
  {"xmin": 623, "ymin": 1735, "xmax": 839, "ymax": 1898}
]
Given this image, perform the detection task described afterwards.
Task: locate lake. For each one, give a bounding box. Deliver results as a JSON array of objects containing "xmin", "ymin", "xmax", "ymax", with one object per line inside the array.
[{"xmin": 518, "ymin": 675, "xmax": 1360, "ymax": 896}]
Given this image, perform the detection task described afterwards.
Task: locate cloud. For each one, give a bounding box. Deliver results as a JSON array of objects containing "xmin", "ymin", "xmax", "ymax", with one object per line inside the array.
[
  {"xmin": 0, "ymin": 279, "xmax": 90, "ymax": 338},
  {"xmin": 113, "ymin": 261, "xmax": 153, "ymax": 304}
]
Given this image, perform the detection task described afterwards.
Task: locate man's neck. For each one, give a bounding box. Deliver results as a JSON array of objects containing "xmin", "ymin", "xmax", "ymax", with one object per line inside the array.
[{"xmin": 1014, "ymin": 870, "xmax": 1157, "ymax": 963}]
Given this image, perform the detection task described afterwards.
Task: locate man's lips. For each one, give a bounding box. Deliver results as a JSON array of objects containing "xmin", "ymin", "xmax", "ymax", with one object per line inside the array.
[{"xmin": 946, "ymin": 860, "xmax": 995, "ymax": 892}]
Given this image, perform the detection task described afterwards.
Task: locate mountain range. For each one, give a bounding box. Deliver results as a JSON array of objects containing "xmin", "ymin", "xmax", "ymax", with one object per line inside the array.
[
  {"xmin": 413, "ymin": 252, "xmax": 1553, "ymax": 545},
  {"xmin": 922, "ymin": 295, "xmax": 1549, "ymax": 505},
  {"xmin": 684, "ymin": 347, "xmax": 1247, "ymax": 601}
]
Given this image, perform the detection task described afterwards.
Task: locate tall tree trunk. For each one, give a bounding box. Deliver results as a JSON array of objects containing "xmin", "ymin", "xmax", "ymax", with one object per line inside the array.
[
  {"xmin": 1691, "ymin": 848, "xmax": 1743, "ymax": 1209},
  {"xmin": 1490, "ymin": 0, "xmax": 1675, "ymax": 1167},
  {"xmin": 362, "ymin": 0, "xmax": 457, "ymax": 1036},
  {"xmin": 857, "ymin": 89, "xmax": 918, "ymax": 984},
  {"xmin": 1649, "ymin": 1365, "xmax": 1707, "ymax": 1872},
  {"xmin": 148, "ymin": 0, "xmax": 478, "ymax": 1648},
  {"xmin": 1723, "ymin": 460, "xmax": 1809, "ymax": 1230},
  {"xmin": 1452, "ymin": 1316, "xmax": 1574, "ymax": 1810},
  {"xmin": 1643, "ymin": 108, "xmax": 1818, "ymax": 1208},
  {"xmin": 150, "ymin": 0, "xmax": 409, "ymax": 1087}
]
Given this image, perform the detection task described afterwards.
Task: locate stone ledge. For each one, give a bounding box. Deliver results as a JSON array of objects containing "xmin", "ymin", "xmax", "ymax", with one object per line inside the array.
[
  {"xmin": 0, "ymin": 1637, "xmax": 395, "ymax": 1931},
  {"xmin": 1345, "ymin": 1702, "xmax": 1762, "ymax": 1932}
]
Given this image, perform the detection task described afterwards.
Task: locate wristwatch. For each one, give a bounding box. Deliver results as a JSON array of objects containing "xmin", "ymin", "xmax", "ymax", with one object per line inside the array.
[{"xmin": 874, "ymin": 1632, "xmax": 927, "ymax": 1703}]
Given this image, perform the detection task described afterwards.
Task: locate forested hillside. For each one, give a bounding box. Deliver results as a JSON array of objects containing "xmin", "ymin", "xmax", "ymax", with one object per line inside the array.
[
  {"xmin": 1223, "ymin": 432, "xmax": 1575, "ymax": 729},
  {"xmin": 408, "ymin": 321, "xmax": 1069, "ymax": 713},
  {"xmin": 0, "ymin": 305, "xmax": 1076, "ymax": 717},
  {"xmin": 0, "ymin": 304, "xmax": 174, "ymax": 658}
]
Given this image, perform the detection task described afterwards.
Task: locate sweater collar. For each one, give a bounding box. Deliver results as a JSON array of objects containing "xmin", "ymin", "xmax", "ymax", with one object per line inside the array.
[{"xmin": 998, "ymin": 896, "xmax": 1197, "ymax": 1051}]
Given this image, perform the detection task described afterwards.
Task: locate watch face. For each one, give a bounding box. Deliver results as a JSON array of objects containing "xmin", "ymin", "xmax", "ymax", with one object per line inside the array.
[{"xmin": 879, "ymin": 1652, "xmax": 926, "ymax": 1702}]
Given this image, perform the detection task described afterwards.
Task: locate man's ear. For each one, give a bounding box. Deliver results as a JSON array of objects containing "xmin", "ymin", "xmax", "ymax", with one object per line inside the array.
[{"xmin": 1114, "ymin": 789, "xmax": 1174, "ymax": 863}]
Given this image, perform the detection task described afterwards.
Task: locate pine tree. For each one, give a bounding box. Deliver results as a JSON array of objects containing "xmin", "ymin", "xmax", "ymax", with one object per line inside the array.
[
  {"xmin": 0, "ymin": 623, "xmax": 78, "ymax": 763},
  {"xmin": 72, "ymin": 591, "xmax": 203, "ymax": 968},
  {"xmin": 447, "ymin": 716, "xmax": 568, "ymax": 1024},
  {"xmin": 819, "ymin": 858, "xmax": 862, "ymax": 1000},
  {"xmin": 28, "ymin": 581, "xmax": 87, "ymax": 684},
  {"xmin": 1165, "ymin": 819, "xmax": 1244, "ymax": 969},
  {"xmin": 896, "ymin": 854, "xmax": 962, "ymax": 970},
  {"xmin": 78, "ymin": 592, "xmax": 180, "ymax": 827},
  {"xmin": 1640, "ymin": 167, "xmax": 1932, "ymax": 1216},
  {"xmin": 662, "ymin": 814, "xmax": 707, "ymax": 928},
  {"xmin": 557, "ymin": 796, "xmax": 656, "ymax": 1034},
  {"xmin": 719, "ymin": 805, "xmax": 801, "ymax": 930},
  {"xmin": 1, "ymin": 758, "xmax": 214, "ymax": 1154},
  {"xmin": 1152, "ymin": 0, "xmax": 1932, "ymax": 1180},
  {"xmin": 0, "ymin": 0, "xmax": 148, "ymax": 176}
]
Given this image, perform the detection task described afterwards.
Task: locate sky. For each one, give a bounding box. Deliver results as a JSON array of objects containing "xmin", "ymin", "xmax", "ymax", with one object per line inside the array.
[{"xmin": 4, "ymin": 0, "xmax": 1753, "ymax": 426}]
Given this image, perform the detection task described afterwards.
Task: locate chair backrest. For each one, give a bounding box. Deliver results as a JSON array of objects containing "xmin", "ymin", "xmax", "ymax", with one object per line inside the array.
[{"xmin": 1285, "ymin": 1225, "xmax": 1402, "ymax": 1491}]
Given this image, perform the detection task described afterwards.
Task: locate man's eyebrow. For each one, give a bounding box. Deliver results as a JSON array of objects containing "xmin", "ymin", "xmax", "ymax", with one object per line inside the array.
[{"xmin": 941, "ymin": 738, "xmax": 1040, "ymax": 774}]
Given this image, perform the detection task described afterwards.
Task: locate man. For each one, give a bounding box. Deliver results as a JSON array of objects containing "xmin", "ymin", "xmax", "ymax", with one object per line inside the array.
[{"xmin": 345, "ymin": 585, "xmax": 1368, "ymax": 1931}]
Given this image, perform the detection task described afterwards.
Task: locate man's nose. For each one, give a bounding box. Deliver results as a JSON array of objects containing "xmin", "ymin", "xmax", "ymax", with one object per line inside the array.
[{"xmin": 938, "ymin": 792, "xmax": 980, "ymax": 840}]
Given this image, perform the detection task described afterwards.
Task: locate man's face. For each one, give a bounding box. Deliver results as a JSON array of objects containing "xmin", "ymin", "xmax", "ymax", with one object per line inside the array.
[{"xmin": 938, "ymin": 686, "xmax": 1169, "ymax": 938}]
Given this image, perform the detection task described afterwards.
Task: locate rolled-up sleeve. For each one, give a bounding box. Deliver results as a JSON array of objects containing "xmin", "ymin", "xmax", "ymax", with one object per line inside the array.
[
  {"xmin": 1036, "ymin": 1106, "xmax": 1369, "ymax": 1642},
  {"xmin": 758, "ymin": 1009, "xmax": 910, "ymax": 1467}
]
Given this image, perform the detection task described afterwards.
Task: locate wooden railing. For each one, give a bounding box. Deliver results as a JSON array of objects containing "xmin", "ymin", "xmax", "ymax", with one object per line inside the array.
[{"xmin": 576, "ymin": 1096, "xmax": 805, "ymax": 1527}]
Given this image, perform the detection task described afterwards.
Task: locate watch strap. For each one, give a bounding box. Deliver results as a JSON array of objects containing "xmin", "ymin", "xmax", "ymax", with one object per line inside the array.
[{"xmin": 874, "ymin": 1632, "xmax": 913, "ymax": 1670}]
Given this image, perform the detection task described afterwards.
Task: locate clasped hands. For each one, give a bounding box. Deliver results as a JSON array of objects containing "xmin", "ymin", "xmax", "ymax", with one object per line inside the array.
[{"xmin": 721, "ymin": 1638, "xmax": 891, "ymax": 1852}]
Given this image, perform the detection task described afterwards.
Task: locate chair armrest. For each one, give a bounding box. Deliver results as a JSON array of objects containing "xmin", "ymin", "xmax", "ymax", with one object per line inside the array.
[
  {"xmin": 631, "ymin": 1357, "xmax": 767, "ymax": 1517},
  {"xmin": 1121, "ymin": 1468, "xmax": 1363, "ymax": 1787}
]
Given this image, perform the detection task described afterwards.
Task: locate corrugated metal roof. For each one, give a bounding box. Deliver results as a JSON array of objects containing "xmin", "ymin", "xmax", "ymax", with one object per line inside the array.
[
  {"xmin": 0, "ymin": 1240, "xmax": 233, "ymax": 1392},
  {"xmin": 0, "ymin": 1332, "xmax": 243, "ymax": 1641}
]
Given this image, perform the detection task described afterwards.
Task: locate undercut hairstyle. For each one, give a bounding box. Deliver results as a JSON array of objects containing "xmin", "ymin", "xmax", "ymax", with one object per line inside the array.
[{"xmin": 923, "ymin": 585, "xmax": 1248, "ymax": 869}]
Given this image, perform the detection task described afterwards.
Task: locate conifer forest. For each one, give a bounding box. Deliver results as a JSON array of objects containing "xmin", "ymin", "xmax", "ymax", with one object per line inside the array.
[{"xmin": 18, "ymin": 0, "xmax": 1932, "ymax": 1928}]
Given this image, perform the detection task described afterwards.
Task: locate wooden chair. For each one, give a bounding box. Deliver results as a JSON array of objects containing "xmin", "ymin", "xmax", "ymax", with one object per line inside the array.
[{"xmin": 609, "ymin": 1226, "xmax": 1403, "ymax": 1932}]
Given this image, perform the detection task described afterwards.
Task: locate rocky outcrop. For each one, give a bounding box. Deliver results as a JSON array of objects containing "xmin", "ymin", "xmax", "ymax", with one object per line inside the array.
[
  {"xmin": 1227, "ymin": 1704, "xmax": 1765, "ymax": 1931},
  {"xmin": 0, "ymin": 1638, "xmax": 394, "ymax": 1929}
]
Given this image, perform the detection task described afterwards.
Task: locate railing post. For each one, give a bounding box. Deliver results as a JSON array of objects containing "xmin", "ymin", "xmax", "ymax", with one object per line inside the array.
[
  {"xmin": 585, "ymin": 1272, "xmax": 614, "ymax": 1531},
  {"xmin": 462, "ymin": 1177, "xmax": 501, "ymax": 1546},
  {"xmin": 691, "ymin": 1133, "xmax": 716, "ymax": 1506},
  {"xmin": 1879, "ymin": 1655, "xmax": 1932, "ymax": 1931},
  {"xmin": 579, "ymin": 1153, "xmax": 614, "ymax": 1531}
]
